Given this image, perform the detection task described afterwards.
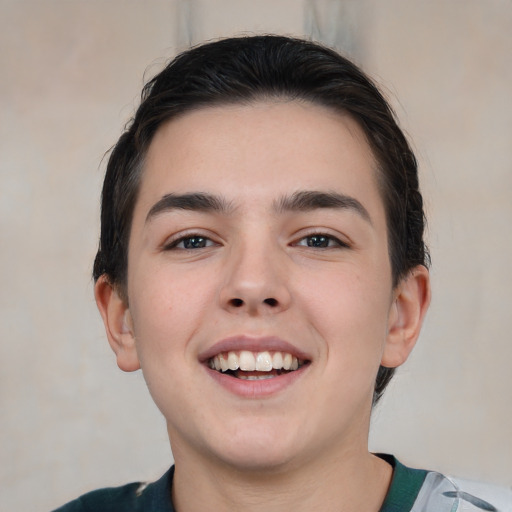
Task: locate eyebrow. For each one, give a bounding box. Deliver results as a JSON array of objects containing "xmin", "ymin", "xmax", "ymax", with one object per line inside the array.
[
  {"xmin": 146, "ymin": 192, "xmax": 234, "ymax": 223},
  {"xmin": 145, "ymin": 190, "xmax": 371, "ymax": 224},
  {"xmin": 274, "ymin": 190, "xmax": 372, "ymax": 223}
]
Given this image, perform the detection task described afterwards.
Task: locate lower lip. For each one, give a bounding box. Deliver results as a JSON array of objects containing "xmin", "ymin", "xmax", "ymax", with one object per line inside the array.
[{"xmin": 204, "ymin": 365, "xmax": 309, "ymax": 398}]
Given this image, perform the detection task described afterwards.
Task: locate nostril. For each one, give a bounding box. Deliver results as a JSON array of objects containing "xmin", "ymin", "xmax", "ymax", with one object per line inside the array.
[{"xmin": 227, "ymin": 297, "xmax": 279, "ymax": 309}]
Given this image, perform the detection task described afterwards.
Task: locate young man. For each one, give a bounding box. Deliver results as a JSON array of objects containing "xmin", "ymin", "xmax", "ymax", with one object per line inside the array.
[{"xmin": 54, "ymin": 36, "xmax": 497, "ymax": 512}]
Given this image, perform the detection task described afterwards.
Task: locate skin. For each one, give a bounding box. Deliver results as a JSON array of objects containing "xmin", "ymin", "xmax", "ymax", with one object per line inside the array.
[{"xmin": 96, "ymin": 101, "xmax": 430, "ymax": 511}]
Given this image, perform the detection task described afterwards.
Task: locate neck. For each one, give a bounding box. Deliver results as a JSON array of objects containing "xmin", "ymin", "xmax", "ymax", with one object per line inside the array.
[{"xmin": 170, "ymin": 444, "xmax": 393, "ymax": 512}]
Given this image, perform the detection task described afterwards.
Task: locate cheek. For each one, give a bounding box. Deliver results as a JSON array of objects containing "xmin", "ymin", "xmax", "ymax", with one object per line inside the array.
[
  {"xmin": 295, "ymin": 264, "xmax": 392, "ymax": 367},
  {"xmin": 128, "ymin": 266, "xmax": 218, "ymax": 364},
  {"xmin": 126, "ymin": 268, "xmax": 217, "ymax": 421},
  {"xmin": 297, "ymin": 261, "xmax": 392, "ymax": 326}
]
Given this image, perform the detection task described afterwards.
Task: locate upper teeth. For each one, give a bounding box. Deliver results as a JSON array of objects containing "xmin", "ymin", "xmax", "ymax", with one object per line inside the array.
[{"xmin": 209, "ymin": 350, "xmax": 300, "ymax": 372}]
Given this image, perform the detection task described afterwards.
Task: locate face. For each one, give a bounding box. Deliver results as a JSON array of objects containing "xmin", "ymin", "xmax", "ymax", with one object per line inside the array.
[{"xmin": 102, "ymin": 101, "xmax": 424, "ymax": 472}]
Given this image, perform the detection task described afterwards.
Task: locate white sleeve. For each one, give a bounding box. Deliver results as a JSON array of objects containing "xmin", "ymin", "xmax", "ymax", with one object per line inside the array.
[{"xmin": 410, "ymin": 471, "xmax": 510, "ymax": 512}]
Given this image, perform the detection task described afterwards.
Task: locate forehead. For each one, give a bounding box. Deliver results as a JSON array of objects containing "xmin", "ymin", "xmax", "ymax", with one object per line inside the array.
[{"xmin": 137, "ymin": 101, "xmax": 382, "ymax": 212}]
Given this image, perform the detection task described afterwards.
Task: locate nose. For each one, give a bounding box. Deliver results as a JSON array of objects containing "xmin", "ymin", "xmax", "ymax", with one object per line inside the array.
[{"xmin": 219, "ymin": 238, "xmax": 292, "ymax": 315}]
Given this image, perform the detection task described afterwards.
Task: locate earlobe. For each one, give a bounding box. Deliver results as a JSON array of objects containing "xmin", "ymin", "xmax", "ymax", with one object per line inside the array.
[
  {"xmin": 381, "ymin": 265, "xmax": 431, "ymax": 368},
  {"xmin": 94, "ymin": 275, "xmax": 141, "ymax": 372}
]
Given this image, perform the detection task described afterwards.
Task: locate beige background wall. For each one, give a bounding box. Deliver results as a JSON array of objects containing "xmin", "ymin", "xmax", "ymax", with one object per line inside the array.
[{"xmin": 1, "ymin": 1, "xmax": 511, "ymax": 510}]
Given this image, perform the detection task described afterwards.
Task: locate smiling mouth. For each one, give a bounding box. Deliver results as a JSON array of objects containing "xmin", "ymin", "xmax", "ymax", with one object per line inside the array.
[{"xmin": 208, "ymin": 350, "xmax": 308, "ymax": 380}]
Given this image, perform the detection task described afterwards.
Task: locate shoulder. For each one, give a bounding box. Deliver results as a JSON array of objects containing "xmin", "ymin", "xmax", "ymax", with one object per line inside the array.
[
  {"xmin": 51, "ymin": 482, "xmax": 144, "ymax": 512},
  {"xmin": 51, "ymin": 467, "xmax": 175, "ymax": 512},
  {"xmin": 412, "ymin": 470, "xmax": 509, "ymax": 512},
  {"xmin": 380, "ymin": 455, "xmax": 509, "ymax": 512}
]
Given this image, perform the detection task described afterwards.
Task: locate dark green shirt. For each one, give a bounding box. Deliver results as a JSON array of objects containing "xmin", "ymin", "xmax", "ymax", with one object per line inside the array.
[{"xmin": 51, "ymin": 456, "xmax": 430, "ymax": 512}]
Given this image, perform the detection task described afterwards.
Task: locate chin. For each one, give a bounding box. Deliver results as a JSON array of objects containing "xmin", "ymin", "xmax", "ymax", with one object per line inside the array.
[
  {"xmin": 215, "ymin": 446, "xmax": 299, "ymax": 475},
  {"xmin": 206, "ymin": 419, "xmax": 305, "ymax": 474}
]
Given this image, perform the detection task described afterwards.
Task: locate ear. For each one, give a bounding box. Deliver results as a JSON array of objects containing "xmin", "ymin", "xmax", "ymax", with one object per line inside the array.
[
  {"xmin": 381, "ymin": 265, "xmax": 431, "ymax": 368},
  {"xmin": 94, "ymin": 275, "xmax": 141, "ymax": 372}
]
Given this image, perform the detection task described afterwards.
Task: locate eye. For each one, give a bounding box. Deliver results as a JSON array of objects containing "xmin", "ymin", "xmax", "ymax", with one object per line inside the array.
[
  {"xmin": 295, "ymin": 233, "xmax": 347, "ymax": 249},
  {"xmin": 165, "ymin": 235, "xmax": 217, "ymax": 250}
]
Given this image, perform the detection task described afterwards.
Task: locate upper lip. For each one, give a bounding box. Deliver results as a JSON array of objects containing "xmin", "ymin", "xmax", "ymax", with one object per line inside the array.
[{"xmin": 198, "ymin": 335, "xmax": 311, "ymax": 363}]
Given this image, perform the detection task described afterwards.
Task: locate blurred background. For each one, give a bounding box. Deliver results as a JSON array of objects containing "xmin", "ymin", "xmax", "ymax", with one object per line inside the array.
[{"xmin": 1, "ymin": 1, "xmax": 511, "ymax": 510}]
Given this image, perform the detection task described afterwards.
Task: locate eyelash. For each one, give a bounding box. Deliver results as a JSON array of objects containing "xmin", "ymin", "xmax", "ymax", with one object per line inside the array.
[
  {"xmin": 164, "ymin": 232, "xmax": 348, "ymax": 251},
  {"xmin": 164, "ymin": 234, "xmax": 218, "ymax": 250},
  {"xmin": 294, "ymin": 233, "xmax": 348, "ymax": 249}
]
